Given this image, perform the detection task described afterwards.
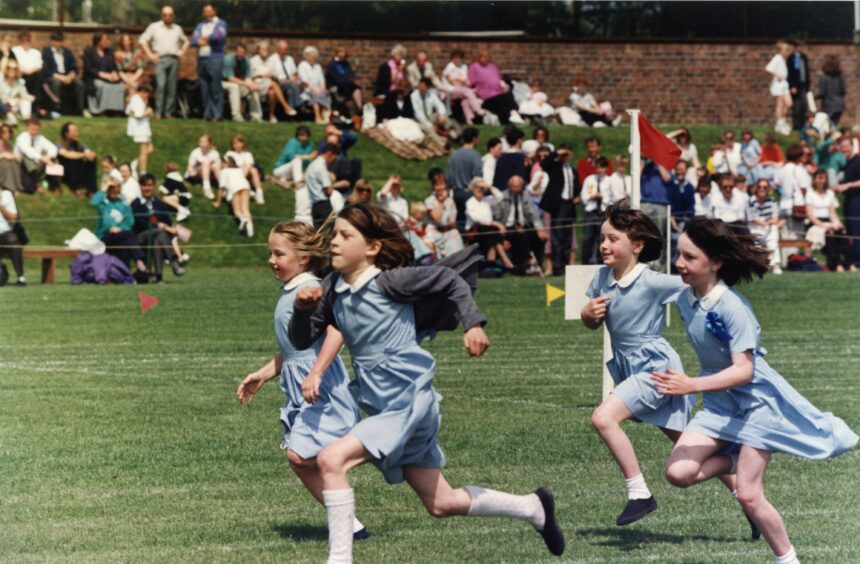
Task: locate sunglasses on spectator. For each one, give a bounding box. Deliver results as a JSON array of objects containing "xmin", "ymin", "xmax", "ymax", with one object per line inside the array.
[{"xmin": 355, "ymin": 188, "xmax": 370, "ymax": 193}]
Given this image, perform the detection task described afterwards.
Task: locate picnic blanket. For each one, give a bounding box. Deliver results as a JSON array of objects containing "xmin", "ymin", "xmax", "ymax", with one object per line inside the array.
[{"xmin": 363, "ymin": 126, "xmax": 450, "ymax": 161}]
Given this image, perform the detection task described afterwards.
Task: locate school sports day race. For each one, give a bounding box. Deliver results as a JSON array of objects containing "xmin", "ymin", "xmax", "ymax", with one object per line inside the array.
[{"xmin": 2, "ymin": 1, "xmax": 859, "ymax": 562}]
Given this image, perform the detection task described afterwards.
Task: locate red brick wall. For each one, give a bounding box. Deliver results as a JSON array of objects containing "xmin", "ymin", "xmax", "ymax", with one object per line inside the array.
[{"xmin": 8, "ymin": 27, "xmax": 858, "ymax": 125}]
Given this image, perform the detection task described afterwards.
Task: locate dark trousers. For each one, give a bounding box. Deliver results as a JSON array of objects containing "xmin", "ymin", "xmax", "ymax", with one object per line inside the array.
[
  {"xmin": 137, "ymin": 229, "xmax": 175, "ymax": 278},
  {"xmin": 453, "ymin": 189, "xmax": 469, "ymax": 232},
  {"xmin": 198, "ymin": 57, "xmax": 224, "ymax": 120},
  {"xmin": 844, "ymin": 192, "xmax": 860, "ymax": 266},
  {"xmin": 102, "ymin": 230, "xmax": 144, "ymax": 266},
  {"xmin": 473, "ymin": 223, "xmax": 502, "ymax": 257},
  {"xmin": 481, "ymin": 92, "xmax": 518, "ymax": 124},
  {"xmin": 504, "ymin": 227, "xmax": 543, "ymax": 270},
  {"xmin": 0, "ymin": 230, "xmax": 24, "ymax": 277},
  {"xmin": 23, "ymin": 73, "xmax": 42, "ymax": 110},
  {"xmin": 43, "ymin": 77, "xmax": 85, "ymax": 115},
  {"xmin": 550, "ymin": 199, "xmax": 576, "ymax": 275},
  {"xmin": 791, "ymin": 87, "xmax": 808, "ymax": 131},
  {"xmin": 582, "ymin": 210, "xmax": 603, "ymax": 265},
  {"xmin": 311, "ymin": 199, "xmax": 333, "ymax": 229},
  {"xmin": 580, "ymin": 110, "xmax": 612, "ymax": 127},
  {"xmin": 59, "ymin": 156, "xmax": 98, "ymax": 194}
]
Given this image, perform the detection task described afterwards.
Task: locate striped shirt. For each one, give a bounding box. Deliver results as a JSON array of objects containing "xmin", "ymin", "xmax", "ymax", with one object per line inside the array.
[{"xmin": 748, "ymin": 196, "xmax": 777, "ymax": 222}]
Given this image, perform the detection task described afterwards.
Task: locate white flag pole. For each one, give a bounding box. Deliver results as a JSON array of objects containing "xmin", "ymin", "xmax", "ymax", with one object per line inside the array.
[
  {"xmin": 627, "ymin": 109, "xmax": 641, "ymax": 210},
  {"xmin": 666, "ymin": 204, "xmax": 672, "ymax": 327}
]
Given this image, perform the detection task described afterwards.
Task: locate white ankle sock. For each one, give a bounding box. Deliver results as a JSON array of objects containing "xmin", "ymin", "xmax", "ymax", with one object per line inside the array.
[
  {"xmin": 774, "ymin": 546, "xmax": 799, "ymax": 564},
  {"xmin": 323, "ymin": 489, "xmax": 354, "ymax": 564},
  {"xmin": 464, "ymin": 485, "xmax": 545, "ymax": 530},
  {"xmin": 625, "ymin": 474, "xmax": 652, "ymax": 500},
  {"xmin": 203, "ymin": 179, "xmax": 211, "ymax": 192},
  {"xmin": 352, "ymin": 517, "xmax": 365, "ymax": 534}
]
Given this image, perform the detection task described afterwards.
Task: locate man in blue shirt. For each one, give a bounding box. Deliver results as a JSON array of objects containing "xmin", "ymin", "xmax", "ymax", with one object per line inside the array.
[
  {"xmin": 640, "ymin": 160, "xmax": 672, "ymax": 238},
  {"xmin": 667, "ymin": 160, "xmax": 696, "ymax": 266},
  {"xmin": 191, "ymin": 3, "xmax": 228, "ymax": 121}
]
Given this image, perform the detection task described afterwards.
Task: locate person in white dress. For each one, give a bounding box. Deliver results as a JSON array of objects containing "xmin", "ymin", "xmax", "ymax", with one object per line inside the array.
[
  {"xmin": 215, "ymin": 155, "xmax": 254, "ymax": 237},
  {"xmin": 224, "ymin": 134, "xmax": 265, "ymax": 204},
  {"xmin": 297, "ymin": 46, "xmax": 331, "ymax": 124},
  {"xmin": 765, "ymin": 41, "xmax": 793, "ymax": 135},
  {"xmin": 185, "ymin": 134, "xmax": 221, "ymax": 200},
  {"xmin": 125, "ymin": 85, "xmax": 154, "ymax": 175}
]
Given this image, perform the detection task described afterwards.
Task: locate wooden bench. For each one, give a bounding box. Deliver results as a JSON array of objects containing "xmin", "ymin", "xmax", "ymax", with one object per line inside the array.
[
  {"xmin": 778, "ymin": 239, "xmax": 813, "ymax": 267},
  {"xmin": 22, "ymin": 248, "xmax": 78, "ymax": 284}
]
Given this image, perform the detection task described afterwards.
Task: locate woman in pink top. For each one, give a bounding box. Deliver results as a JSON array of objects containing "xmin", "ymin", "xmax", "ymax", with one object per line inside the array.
[{"xmin": 467, "ymin": 48, "xmax": 523, "ymax": 125}]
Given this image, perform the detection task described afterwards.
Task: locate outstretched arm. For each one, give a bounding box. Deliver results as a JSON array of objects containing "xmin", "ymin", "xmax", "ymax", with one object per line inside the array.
[{"xmin": 236, "ymin": 352, "xmax": 284, "ymax": 405}]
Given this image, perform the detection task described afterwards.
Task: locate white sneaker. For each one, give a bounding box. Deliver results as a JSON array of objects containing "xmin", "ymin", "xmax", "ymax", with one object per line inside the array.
[
  {"xmin": 131, "ymin": 159, "xmax": 139, "ymax": 179},
  {"xmin": 203, "ymin": 186, "xmax": 215, "ymax": 200},
  {"xmin": 509, "ymin": 111, "xmax": 525, "ymax": 125},
  {"xmin": 254, "ymin": 190, "xmax": 264, "ymax": 205},
  {"xmin": 612, "ymin": 115, "xmax": 623, "ymax": 127},
  {"xmin": 82, "ymin": 109, "xmax": 92, "ymax": 118},
  {"xmin": 593, "ymin": 121, "xmax": 607, "ymax": 128},
  {"xmin": 772, "ymin": 265, "xmax": 784, "ymax": 275},
  {"xmin": 176, "ymin": 206, "xmax": 191, "ymax": 222},
  {"xmin": 246, "ymin": 221, "xmax": 254, "ymax": 238}
]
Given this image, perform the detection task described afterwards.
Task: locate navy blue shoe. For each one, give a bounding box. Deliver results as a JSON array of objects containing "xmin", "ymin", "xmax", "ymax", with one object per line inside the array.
[
  {"xmin": 743, "ymin": 510, "xmax": 761, "ymax": 541},
  {"xmin": 616, "ymin": 496, "xmax": 657, "ymax": 526},
  {"xmin": 353, "ymin": 527, "xmax": 371, "ymax": 541},
  {"xmin": 534, "ymin": 488, "xmax": 565, "ymax": 556}
]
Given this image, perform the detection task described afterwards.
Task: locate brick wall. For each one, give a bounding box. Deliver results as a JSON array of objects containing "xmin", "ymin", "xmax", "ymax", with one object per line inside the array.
[{"xmin": 8, "ymin": 26, "xmax": 858, "ymax": 125}]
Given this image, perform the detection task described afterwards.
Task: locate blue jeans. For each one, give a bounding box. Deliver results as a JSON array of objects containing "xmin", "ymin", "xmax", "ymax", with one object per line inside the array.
[
  {"xmin": 279, "ymin": 80, "xmax": 302, "ymax": 109},
  {"xmin": 197, "ymin": 57, "xmax": 224, "ymax": 120}
]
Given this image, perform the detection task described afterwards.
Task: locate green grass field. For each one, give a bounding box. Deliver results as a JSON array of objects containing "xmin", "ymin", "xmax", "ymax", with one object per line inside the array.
[{"xmin": 2, "ymin": 269, "xmax": 858, "ymax": 562}]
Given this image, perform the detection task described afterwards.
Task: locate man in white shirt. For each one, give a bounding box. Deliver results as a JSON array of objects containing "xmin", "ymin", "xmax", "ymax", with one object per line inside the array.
[
  {"xmin": 269, "ymin": 40, "xmax": 302, "ymax": 110},
  {"xmin": 482, "ymin": 137, "xmax": 503, "ymax": 186},
  {"xmin": 711, "ymin": 174, "xmax": 750, "ymax": 233},
  {"xmin": 139, "ymin": 5, "xmax": 189, "ymax": 118},
  {"xmin": 306, "ymin": 143, "xmax": 338, "ymax": 228},
  {"xmin": 774, "ymin": 144, "xmax": 810, "ymax": 239},
  {"xmin": 0, "ymin": 187, "xmax": 25, "ymax": 285},
  {"xmin": 410, "ymin": 78, "xmax": 448, "ymax": 146},
  {"xmin": 11, "ymin": 32, "xmax": 42, "ymax": 107},
  {"xmin": 14, "ymin": 118, "xmax": 58, "ymax": 193}
]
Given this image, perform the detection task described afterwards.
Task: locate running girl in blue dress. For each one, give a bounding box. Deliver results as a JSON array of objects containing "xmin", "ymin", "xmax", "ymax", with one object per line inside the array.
[
  {"xmin": 290, "ymin": 203, "xmax": 564, "ymax": 563},
  {"xmin": 236, "ymin": 221, "xmax": 369, "ymax": 540},
  {"xmin": 582, "ymin": 205, "xmax": 745, "ymax": 529},
  {"xmin": 654, "ymin": 218, "xmax": 858, "ymax": 564}
]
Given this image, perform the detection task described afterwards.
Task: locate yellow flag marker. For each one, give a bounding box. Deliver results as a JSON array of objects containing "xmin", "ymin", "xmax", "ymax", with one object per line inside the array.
[{"xmin": 546, "ymin": 283, "xmax": 565, "ymax": 307}]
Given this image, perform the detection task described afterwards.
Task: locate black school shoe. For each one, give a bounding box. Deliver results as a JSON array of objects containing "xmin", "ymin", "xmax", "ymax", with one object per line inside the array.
[
  {"xmin": 743, "ymin": 510, "xmax": 762, "ymax": 541},
  {"xmin": 616, "ymin": 496, "xmax": 657, "ymax": 526},
  {"xmin": 534, "ymin": 488, "xmax": 565, "ymax": 556},
  {"xmin": 353, "ymin": 528, "xmax": 371, "ymax": 541}
]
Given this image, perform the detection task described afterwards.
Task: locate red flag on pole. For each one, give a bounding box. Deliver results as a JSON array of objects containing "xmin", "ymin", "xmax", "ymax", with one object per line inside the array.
[
  {"xmin": 139, "ymin": 292, "xmax": 159, "ymax": 314},
  {"xmin": 638, "ymin": 114, "xmax": 682, "ymax": 170}
]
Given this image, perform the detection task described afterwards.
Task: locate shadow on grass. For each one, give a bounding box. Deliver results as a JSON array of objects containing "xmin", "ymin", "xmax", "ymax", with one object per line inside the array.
[
  {"xmin": 579, "ymin": 527, "xmax": 734, "ymax": 551},
  {"xmin": 271, "ymin": 523, "xmax": 328, "ymax": 542}
]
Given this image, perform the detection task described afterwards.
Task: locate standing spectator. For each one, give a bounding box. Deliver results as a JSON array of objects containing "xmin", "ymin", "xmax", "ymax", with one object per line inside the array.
[
  {"xmin": 40, "ymin": 31, "xmax": 85, "ymax": 117},
  {"xmin": 759, "ymin": 132, "xmax": 785, "ymax": 181},
  {"xmin": 711, "ymin": 174, "xmax": 750, "ymax": 233},
  {"xmin": 126, "ymin": 85, "xmax": 154, "ymax": 175},
  {"xmin": 482, "ymin": 137, "xmax": 503, "ymax": 187},
  {"xmin": 775, "ymin": 144, "xmax": 810, "ymax": 239},
  {"xmin": 221, "ymin": 43, "xmax": 262, "ymax": 122},
  {"xmin": 834, "ymin": 136, "xmax": 860, "ymax": 266},
  {"xmin": 787, "ymin": 41, "xmax": 810, "ymax": 133},
  {"xmin": 817, "ymin": 130, "xmax": 846, "ymax": 187},
  {"xmin": 607, "ymin": 154, "xmax": 631, "ymax": 206},
  {"xmin": 494, "ymin": 174, "xmax": 546, "ymax": 274},
  {"xmin": 305, "ymin": 143, "xmax": 338, "ymax": 228},
  {"xmin": 721, "ymin": 130, "xmax": 742, "ymax": 176},
  {"xmin": 139, "ymin": 5, "xmax": 189, "ymax": 119},
  {"xmin": 14, "ymin": 118, "xmax": 58, "ymax": 194},
  {"xmin": 118, "ymin": 162, "xmax": 141, "ymax": 205},
  {"xmin": 576, "ymin": 136, "xmax": 612, "ymax": 181},
  {"xmin": 738, "ymin": 129, "xmax": 763, "ymax": 183},
  {"xmin": 269, "ymin": 40, "xmax": 302, "ymax": 111},
  {"xmin": 82, "ymin": 32, "xmax": 126, "ymax": 117},
  {"xmin": 748, "ymin": 179, "xmax": 785, "ymax": 274},
  {"xmin": 91, "ymin": 179, "xmax": 148, "ymax": 276},
  {"xmin": 667, "ymin": 159, "xmax": 696, "ymax": 263},
  {"xmin": 191, "ymin": 3, "xmax": 228, "ymax": 121},
  {"xmin": 807, "ymin": 170, "xmax": 854, "ymax": 272},
  {"xmin": 0, "ymin": 59, "xmax": 34, "ymax": 123},
  {"xmin": 373, "ymin": 44, "xmax": 407, "ymax": 101},
  {"xmin": 325, "ymin": 47, "xmax": 362, "ymax": 127},
  {"xmin": 0, "ymin": 186, "xmax": 24, "ymax": 285},
  {"xmin": 225, "ymin": 134, "xmax": 264, "ymax": 204},
  {"xmin": 445, "ymin": 126, "xmax": 482, "ymax": 230},
  {"xmin": 441, "ymin": 49, "xmax": 484, "ymax": 125},
  {"xmin": 423, "ymin": 173, "xmax": 464, "ymax": 258},
  {"xmin": 540, "ymin": 144, "xmax": 580, "ymax": 274},
  {"xmin": 406, "ymin": 51, "xmax": 442, "ymax": 90},
  {"xmin": 251, "ymin": 41, "xmax": 296, "ymax": 123},
  {"xmin": 532, "ymin": 125, "xmax": 554, "ymax": 151},
  {"xmin": 185, "ymin": 134, "xmax": 220, "ymax": 200},
  {"xmin": 0, "ymin": 124, "xmax": 23, "ymax": 193},
  {"xmin": 11, "ymin": 32, "xmax": 43, "ymax": 110},
  {"xmin": 493, "ymin": 127, "xmax": 528, "ymax": 191},
  {"xmin": 57, "ymin": 122, "xmax": 97, "ymax": 198},
  {"xmin": 816, "ymin": 55, "xmax": 846, "ymax": 127},
  {"xmin": 273, "ymin": 124, "xmax": 316, "ymax": 187},
  {"xmin": 765, "ymin": 40, "xmax": 792, "ymax": 135},
  {"xmin": 297, "ymin": 46, "xmax": 331, "ymax": 125},
  {"xmin": 580, "ymin": 156, "xmax": 611, "ymax": 264},
  {"xmin": 114, "ymin": 34, "xmax": 144, "ymax": 90},
  {"xmin": 467, "ymin": 48, "xmax": 523, "ymax": 125},
  {"xmin": 132, "ymin": 173, "xmax": 185, "ymax": 282},
  {"xmin": 639, "ymin": 160, "xmax": 672, "ymax": 238}
]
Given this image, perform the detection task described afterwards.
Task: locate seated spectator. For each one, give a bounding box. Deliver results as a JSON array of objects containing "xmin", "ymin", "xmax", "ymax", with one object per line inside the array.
[
  {"xmin": 83, "ymin": 32, "xmax": 126, "ymax": 116},
  {"xmin": 0, "ymin": 34, "xmax": 14, "ymax": 75},
  {"xmin": 114, "ymin": 33, "xmax": 144, "ymax": 90},
  {"xmin": 518, "ymin": 79, "xmax": 555, "ymax": 120},
  {"xmin": 493, "ymin": 126, "xmax": 528, "ymax": 190},
  {"xmin": 132, "ymin": 173, "xmax": 185, "ymax": 282},
  {"xmin": 482, "ymin": 136, "xmax": 502, "ymax": 186},
  {"xmin": 759, "ymin": 133, "xmax": 785, "ymax": 182},
  {"xmin": 694, "ymin": 177, "xmax": 713, "ymax": 217},
  {"xmin": 410, "ymin": 77, "xmax": 449, "ymax": 144},
  {"xmin": 775, "ymin": 143, "xmax": 810, "ymax": 239},
  {"xmin": 738, "ymin": 129, "xmax": 763, "ymax": 183},
  {"xmin": 221, "ymin": 43, "xmax": 262, "ymax": 122},
  {"xmin": 185, "ymin": 134, "xmax": 220, "ymax": 200},
  {"xmin": 375, "ymin": 173, "xmax": 431, "ymax": 261},
  {"xmin": 158, "ymin": 162, "xmax": 192, "ymax": 221},
  {"xmin": 568, "ymin": 76, "xmax": 619, "ymax": 127},
  {"xmin": 607, "ymin": 154, "xmax": 631, "ymax": 206},
  {"xmin": 806, "ymin": 169, "xmax": 854, "ymax": 271},
  {"xmin": 251, "ymin": 41, "xmax": 296, "ymax": 123},
  {"xmin": 346, "ymin": 178, "xmax": 373, "ymax": 205},
  {"xmin": 722, "ymin": 130, "xmax": 742, "ymax": 175},
  {"xmin": 533, "ymin": 125, "xmax": 554, "ymax": 151},
  {"xmin": 711, "ymin": 174, "xmax": 750, "ymax": 233},
  {"xmin": 316, "ymin": 130, "xmax": 356, "ymax": 195},
  {"xmin": 11, "ymin": 32, "xmax": 42, "ymax": 110},
  {"xmin": 40, "ymin": 31, "xmax": 85, "ymax": 117},
  {"xmin": 423, "ymin": 173, "xmax": 464, "ymax": 258},
  {"xmin": 0, "ymin": 59, "xmax": 34, "ymax": 124},
  {"xmin": 269, "ymin": 40, "xmax": 302, "ymax": 112},
  {"xmin": 748, "ymin": 178, "xmax": 785, "ymax": 274},
  {"xmin": 91, "ymin": 179, "xmax": 148, "ymax": 277},
  {"xmin": 14, "ymin": 117, "xmax": 59, "ymax": 194},
  {"xmin": 225, "ymin": 133, "xmax": 264, "ymax": 204},
  {"xmin": 379, "ymin": 78, "xmax": 415, "ymax": 121},
  {"xmin": 100, "ymin": 154, "xmax": 122, "ymax": 191},
  {"xmin": 374, "ymin": 44, "xmax": 407, "ymax": 102},
  {"xmin": 0, "ymin": 124, "xmax": 23, "ymax": 193},
  {"xmin": 405, "ymin": 202, "xmax": 436, "ymax": 264},
  {"xmin": 0, "ymin": 185, "xmax": 25, "ymax": 285},
  {"xmin": 326, "ymin": 47, "xmax": 362, "ymax": 126},
  {"xmin": 441, "ymin": 49, "xmax": 484, "ymax": 125},
  {"xmin": 273, "ymin": 124, "xmax": 316, "ymax": 187},
  {"xmin": 468, "ymin": 48, "xmax": 523, "ymax": 125},
  {"xmin": 465, "ymin": 176, "xmax": 514, "ymax": 268},
  {"xmin": 576, "ymin": 136, "xmax": 613, "ymax": 180},
  {"xmin": 407, "ymin": 51, "xmax": 441, "ymax": 90},
  {"xmin": 118, "ymin": 162, "xmax": 141, "ymax": 205},
  {"xmin": 305, "ymin": 142, "xmax": 339, "ymax": 228},
  {"xmin": 297, "ymin": 46, "xmax": 331, "ymax": 124},
  {"xmin": 216, "ymin": 156, "xmax": 254, "ymax": 238},
  {"xmin": 493, "ymin": 174, "xmax": 545, "ymax": 274},
  {"xmin": 57, "ymin": 122, "xmax": 97, "ymax": 198}
]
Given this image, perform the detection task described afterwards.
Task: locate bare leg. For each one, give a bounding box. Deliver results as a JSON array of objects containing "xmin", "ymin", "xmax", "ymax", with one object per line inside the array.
[
  {"xmin": 495, "ymin": 243, "xmax": 515, "ymax": 269},
  {"xmin": 592, "ymin": 394, "xmax": 640, "ymax": 478},
  {"xmin": 659, "ymin": 427, "xmax": 735, "ymax": 491},
  {"xmin": 267, "ymin": 88, "xmax": 277, "ymax": 119},
  {"xmin": 249, "ymin": 166, "xmax": 263, "ymax": 192},
  {"xmin": 664, "ymin": 430, "xmax": 732, "ymax": 488},
  {"xmin": 736, "ymin": 446, "xmax": 792, "ymax": 557},
  {"xmin": 287, "ymin": 449, "xmax": 325, "ymax": 504},
  {"xmin": 404, "ymin": 466, "xmax": 471, "ymax": 517}
]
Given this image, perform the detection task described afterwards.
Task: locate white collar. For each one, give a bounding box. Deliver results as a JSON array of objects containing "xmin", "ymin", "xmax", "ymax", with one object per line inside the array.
[
  {"xmin": 334, "ymin": 266, "xmax": 381, "ymax": 294},
  {"xmin": 608, "ymin": 263, "xmax": 647, "ymax": 288},
  {"xmin": 687, "ymin": 280, "xmax": 728, "ymax": 311},
  {"xmin": 284, "ymin": 271, "xmax": 319, "ymax": 291}
]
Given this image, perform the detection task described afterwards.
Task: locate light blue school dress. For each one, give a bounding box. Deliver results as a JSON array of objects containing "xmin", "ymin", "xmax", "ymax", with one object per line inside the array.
[
  {"xmin": 274, "ymin": 273, "xmax": 360, "ymax": 460},
  {"xmin": 677, "ymin": 282, "xmax": 858, "ymax": 458},
  {"xmin": 332, "ymin": 267, "xmax": 446, "ymax": 484},
  {"xmin": 586, "ymin": 264, "xmax": 694, "ymax": 431}
]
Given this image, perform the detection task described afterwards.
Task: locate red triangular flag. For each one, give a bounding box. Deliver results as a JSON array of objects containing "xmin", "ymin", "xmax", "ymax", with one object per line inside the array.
[
  {"xmin": 638, "ymin": 114, "xmax": 682, "ymax": 170},
  {"xmin": 139, "ymin": 292, "xmax": 159, "ymax": 314}
]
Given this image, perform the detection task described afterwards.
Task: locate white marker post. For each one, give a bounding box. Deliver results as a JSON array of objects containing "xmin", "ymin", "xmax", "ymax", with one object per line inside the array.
[
  {"xmin": 666, "ymin": 204, "xmax": 672, "ymax": 327},
  {"xmin": 627, "ymin": 109, "xmax": 641, "ymax": 210},
  {"xmin": 565, "ymin": 264, "xmax": 613, "ymax": 399}
]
